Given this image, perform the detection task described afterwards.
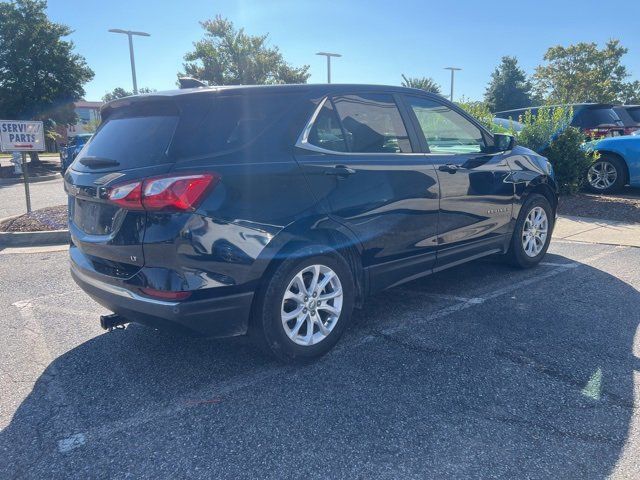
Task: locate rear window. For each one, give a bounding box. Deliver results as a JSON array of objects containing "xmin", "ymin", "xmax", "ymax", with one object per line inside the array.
[
  {"xmin": 613, "ymin": 107, "xmax": 637, "ymax": 126},
  {"xmin": 170, "ymin": 93, "xmax": 298, "ymax": 159},
  {"xmin": 74, "ymin": 101, "xmax": 178, "ymax": 171},
  {"xmin": 575, "ymin": 108, "xmax": 623, "ymax": 127},
  {"xmin": 625, "ymin": 108, "xmax": 640, "ymax": 123}
]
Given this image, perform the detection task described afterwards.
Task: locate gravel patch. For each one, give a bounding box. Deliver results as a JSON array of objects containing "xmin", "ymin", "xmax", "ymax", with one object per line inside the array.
[
  {"xmin": 558, "ymin": 189, "xmax": 640, "ymax": 223},
  {"xmin": 0, "ymin": 205, "xmax": 67, "ymax": 232}
]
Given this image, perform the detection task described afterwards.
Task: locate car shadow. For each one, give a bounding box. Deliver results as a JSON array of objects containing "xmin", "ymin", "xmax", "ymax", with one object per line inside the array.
[{"xmin": 2, "ymin": 253, "xmax": 639, "ymax": 478}]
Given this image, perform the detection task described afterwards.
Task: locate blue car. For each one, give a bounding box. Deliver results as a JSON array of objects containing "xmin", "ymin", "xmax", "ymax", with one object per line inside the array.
[
  {"xmin": 586, "ymin": 135, "xmax": 640, "ymax": 192},
  {"xmin": 60, "ymin": 134, "xmax": 92, "ymax": 173}
]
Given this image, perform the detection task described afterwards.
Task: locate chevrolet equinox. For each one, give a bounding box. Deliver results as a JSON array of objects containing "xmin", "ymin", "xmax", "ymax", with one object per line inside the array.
[{"xmin": 65, "ymin": 84, "xmax": 558, "ymax": 362}]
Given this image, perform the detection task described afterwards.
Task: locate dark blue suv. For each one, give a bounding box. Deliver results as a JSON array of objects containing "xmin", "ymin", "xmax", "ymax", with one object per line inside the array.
[{"xmin": 65, "ymin": 84, "xmax": 558, "ymax": 362}]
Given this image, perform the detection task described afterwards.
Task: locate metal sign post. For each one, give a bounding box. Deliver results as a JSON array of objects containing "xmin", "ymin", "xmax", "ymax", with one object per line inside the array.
[
  {"xmin": 0, "ymin": 120, "xmax": 45, "ymax": 214},
  {"xmin": 21, "ymin": 152, "xmax": 32, "ymax": 213}
]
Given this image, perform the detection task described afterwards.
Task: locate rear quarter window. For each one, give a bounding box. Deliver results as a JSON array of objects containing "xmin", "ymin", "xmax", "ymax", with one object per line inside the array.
[
  {"xmin": 170, "ymin": 93, "xmax": 302, "ymax": 159},
  {"xmin": 575, "ymin": 108, "xmax": 623, "ymax": 127}
]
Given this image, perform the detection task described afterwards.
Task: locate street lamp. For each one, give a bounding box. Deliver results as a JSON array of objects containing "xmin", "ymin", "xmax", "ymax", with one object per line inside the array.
[
  {"xmin": 316, "ymin": 52, "xmax": 342, "ymax": 84},
  {"xmin": 108, "ymin": 29, "xmax": 150, "ymax": 95},
  {"xmin": 444, "ymin": 67, "xmax": 462, "ymax": 102}
]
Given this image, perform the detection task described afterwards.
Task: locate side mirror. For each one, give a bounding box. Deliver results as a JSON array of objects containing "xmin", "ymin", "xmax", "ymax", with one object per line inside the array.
[{"xmin": 494, "ymin": 133, "xmax": 515, "ymax": 152}]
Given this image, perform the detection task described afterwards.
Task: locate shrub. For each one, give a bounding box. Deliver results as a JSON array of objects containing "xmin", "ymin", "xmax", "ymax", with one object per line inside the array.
[
  {"xmin": 517, "ymin": 107, "xmax": 593, "ymax": 194},
  {"xmin": 457, "ymin": 99, "xmax": 519, "ymax": 135}
]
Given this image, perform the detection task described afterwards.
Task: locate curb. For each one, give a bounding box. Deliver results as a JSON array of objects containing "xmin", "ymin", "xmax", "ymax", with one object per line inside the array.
[
  {"xmin": 0, "ymin": 229, "xmax": 69, "ymax": 247},
  {"xmin": 0, "ymin": 173, "xmax": 62, "ymax": 186}
]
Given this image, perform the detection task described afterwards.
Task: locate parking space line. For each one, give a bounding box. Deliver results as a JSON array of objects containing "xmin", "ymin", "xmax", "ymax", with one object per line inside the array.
[
  {"xmin": 407, "ymin": 293, "xmax": 484, "ymax": 303},
  {"xmin": 53, "ymin": 245, "xmax": 626, "ymax": 454},
  {"xmin": 12, "ymin": 289, "xmax": 82, "ymax": 308},
  {"xmin": 379, "ymin": 247, "xmax": 622, "ymax": 338}
]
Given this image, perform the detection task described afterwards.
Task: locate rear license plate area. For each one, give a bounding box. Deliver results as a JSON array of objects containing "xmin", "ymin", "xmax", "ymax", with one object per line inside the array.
[{"xmin": 73, "ymin": 198, "xmax": 118, "ymax": 235}]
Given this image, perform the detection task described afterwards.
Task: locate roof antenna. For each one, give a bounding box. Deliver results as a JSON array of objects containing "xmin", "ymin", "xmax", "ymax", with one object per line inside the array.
[{"xmin": 178, "ymin": 77, "xmax": 207, "ymax": 89}]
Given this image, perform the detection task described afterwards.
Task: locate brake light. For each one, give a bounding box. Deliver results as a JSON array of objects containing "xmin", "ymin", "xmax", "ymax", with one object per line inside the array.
[
  {"xmin": 107, "ymin": 173, "xmax": 219, "ymax": 212},
  {"xmin": 584, "ymin": 128, "xmax": 610, "ymax": 138},
  {"xmin": 108, "ymin": 181, "xmax": 144, "ymax": 210}
]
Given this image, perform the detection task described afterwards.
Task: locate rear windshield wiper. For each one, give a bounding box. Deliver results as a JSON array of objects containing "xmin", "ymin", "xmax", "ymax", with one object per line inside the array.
[{"xmin": 79, "ymin": 156, "xmax": 120, "ymax": 168}]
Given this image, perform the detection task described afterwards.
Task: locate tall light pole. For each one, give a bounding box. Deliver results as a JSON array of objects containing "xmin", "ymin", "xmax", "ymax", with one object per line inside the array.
[
  {"xmin": 444, "ymin": 67, "xmax": 462, "ymax": 102},
  {"xmin": 108, "ymin": 29, "xmax": 150, "ymax": 94},
  {"xmin": 316, "ymin": 52, "xmax": 342, "ymax": 84}
]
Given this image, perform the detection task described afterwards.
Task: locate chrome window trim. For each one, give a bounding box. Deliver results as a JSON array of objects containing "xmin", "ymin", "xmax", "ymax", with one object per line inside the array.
[{"xmin": 294, "ymin": 96, "xmax": 419, "ymax": 156}]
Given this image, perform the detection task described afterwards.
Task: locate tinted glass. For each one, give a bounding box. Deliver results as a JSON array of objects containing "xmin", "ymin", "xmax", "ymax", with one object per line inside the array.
[
  {"xmin": 308, "ymin": 100, "xmax": 347, "ymax": 152},
  {"xmin": 75, "ymin": 102, "xmax": 178, "ymax": 171},
  {"xmin": 492, "ymin": 117, "xmax": 524, "ymax": 132},
  {"xmin": 171, "ymin": 93, "xmax": 296, "ymax": 158},
  {"xmin": 575, "ymin": 108, "xmax": 623, "ymax": 127},
  {"xmin": 332, "ymin": 94, "xmax": 411, "ymax": 153},
  {"xmin": 624, "ymin": 107, "xmax": 640, "ymax": 123},
  {"xmin": 494, "ymin": 108, "xmax": 532, "ymax": 121},
  {"xmin": 407, "ymin": 97, "xmax": 484, "ymax": 154}
]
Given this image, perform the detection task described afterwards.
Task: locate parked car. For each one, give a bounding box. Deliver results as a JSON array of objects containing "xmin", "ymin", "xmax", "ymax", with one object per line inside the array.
[
  {"xmin": 495, "ymin": 104, "xmax": 626, "ymax": 138},
  {"xmin": 585, "ymin": 134, "xmax": 640, "ymax": 192},
  {"xmin": 60, "ymin": 133, "xmax": 92, "ymax": 173},
  {"xmin": 613, "ymin": 106, "xmax": 640, "ymax": 135},
  {"xmin": 65, "ymin": 84, "xmax": 558, "ymax": 362}
]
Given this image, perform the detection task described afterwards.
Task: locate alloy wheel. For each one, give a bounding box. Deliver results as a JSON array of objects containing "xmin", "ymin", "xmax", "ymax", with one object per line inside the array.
[
  {"xmin": 281, "ymin": 264, "xmax": 343, "ymax": 346},
  {"xmin": 588, "ymin": 161, "xmax": 618, "ymax": 190},
  {"xmin": 521, "ymin": 206, "xmax": 548, "ymax": 258}
]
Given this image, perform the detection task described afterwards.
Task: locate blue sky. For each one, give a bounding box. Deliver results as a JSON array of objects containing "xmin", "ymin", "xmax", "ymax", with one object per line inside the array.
[{"xmin": 46, "ymin": 0, "xmax": 640, "ymax": 102}]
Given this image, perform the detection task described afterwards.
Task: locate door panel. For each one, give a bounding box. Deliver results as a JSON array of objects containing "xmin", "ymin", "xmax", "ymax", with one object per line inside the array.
[
  {"xmin": 402, "ymin": 95, "xmax": 514, "ymax": 267},
  {"xmin": 295, "ymin": 93, "xmax": 439, "ymax": 292},
  {"xmin": 297, "ymin": 153, "xmax": 439, "ymax": 291},
  {"xmin": 431, "ymin": 152, "xmax": 513, "ymax": 266}
]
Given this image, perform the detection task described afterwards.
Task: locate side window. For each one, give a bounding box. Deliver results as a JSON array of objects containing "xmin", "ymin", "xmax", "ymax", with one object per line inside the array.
[
  {"xmin": 308, "ymin": 100, "xmax": 347, "ymax": 152},
  {"xmin": 406, "ymin": 96, "xmax": 485, "ymax": 154},
  {"xmin": 332, "ymin": 93, "xmax": 412, "ymax": 153}
]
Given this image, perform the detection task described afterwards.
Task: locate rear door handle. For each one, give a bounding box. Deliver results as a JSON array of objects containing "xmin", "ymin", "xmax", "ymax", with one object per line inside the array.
[
  {"xmin": 324, "ymin": 165, "xmax": 356, "ymax": 177},
  {"xmin": 438, "ymin": 164, "xmax": 461, "ymax": 174}
]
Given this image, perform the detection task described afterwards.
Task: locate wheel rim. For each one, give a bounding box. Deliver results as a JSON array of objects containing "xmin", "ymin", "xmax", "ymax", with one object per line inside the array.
[
  {"xmin": 588, "ymin": 161, "xmax": 617, "ymax": 190},
  {"xmin": 281, "ymin": 264, "xmax": 343, "ymax": 346},
  {"xmin": 521, "ymin": 206, "xmax": 548, "ymax": 258}
]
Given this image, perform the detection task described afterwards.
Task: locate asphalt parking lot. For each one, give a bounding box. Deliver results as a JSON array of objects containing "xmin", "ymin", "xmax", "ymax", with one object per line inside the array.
[{"xmin": 1, "ymin": 239, "xmax": 639, "ymax": 479}]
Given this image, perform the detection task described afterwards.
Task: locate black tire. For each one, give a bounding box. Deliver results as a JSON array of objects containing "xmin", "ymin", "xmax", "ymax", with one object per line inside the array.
[
  {"xmin": 506, "ymin": 194, "xmax": 554, "ymax": 268},
  {"xmin": 586, "ymin": 155, "xmax": 627, "ymax": 193},
  {"xmin": 250, "ymin": 245, "xmax": 355, "ymax": 363}
]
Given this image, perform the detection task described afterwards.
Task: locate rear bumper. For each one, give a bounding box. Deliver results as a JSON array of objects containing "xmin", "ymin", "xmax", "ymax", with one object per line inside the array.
[{"xmin": 70, "ymin": 259, "xmax": 254, "ymax": 338}]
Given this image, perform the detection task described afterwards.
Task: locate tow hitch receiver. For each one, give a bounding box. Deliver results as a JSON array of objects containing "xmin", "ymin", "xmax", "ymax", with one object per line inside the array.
[{"xmin": 100, "ymin": 313, "xmax": 129, "ymax": 332}]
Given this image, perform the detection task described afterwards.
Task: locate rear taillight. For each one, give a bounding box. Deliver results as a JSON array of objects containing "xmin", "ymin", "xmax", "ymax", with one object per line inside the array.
[
  {"xmin": 584, "ymin": 128, "xmax": 610, "ymax": 138},
  {"xmin": 107, "ymin": 173, "xmax": 219, "ymax": 212}
]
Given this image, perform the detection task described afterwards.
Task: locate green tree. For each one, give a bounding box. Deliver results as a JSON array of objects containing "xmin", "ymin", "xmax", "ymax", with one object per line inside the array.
[
  {"xmin": 534, "ymin": 40, "xmax": 636, "ymax": 104},
  {"xmin": 0, "ymin": 0, "xmax": 94, "ymax": 161},
  {"xmin": 102, "ymin": 87, "xmax": 154, "ymax": 102},
  {"xmin": 622, "ymin": 80, "xmax": 640, "ymax": 104},
  {"xmin": 484, "ymin": 56, "xmax": 533, "ymax": 112},
  {"xmin": 401, "ymin": 75, "xmax": 441, "ymax": 94},
  {"xmin": 180, "ymin": 15, "xmax": 310, "ymax": 85}
]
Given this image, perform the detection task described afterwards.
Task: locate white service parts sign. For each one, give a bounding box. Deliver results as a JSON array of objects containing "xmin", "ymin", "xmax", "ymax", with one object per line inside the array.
[{"xmin": 0, "ymin": 120, "xmax": 45, "ymax": 152}]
